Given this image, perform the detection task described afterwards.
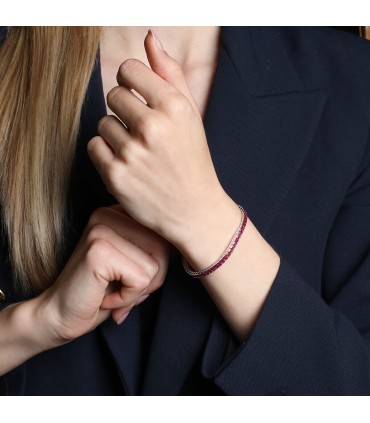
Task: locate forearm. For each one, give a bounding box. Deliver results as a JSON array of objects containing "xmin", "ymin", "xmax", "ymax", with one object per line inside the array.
[
  {"xmin": 176, "ymin": 194, "xmax": 281, "ymax": 342},
  {"xmin": 0, "ymin": 296, "xmax": 55, "ymax": 376}
]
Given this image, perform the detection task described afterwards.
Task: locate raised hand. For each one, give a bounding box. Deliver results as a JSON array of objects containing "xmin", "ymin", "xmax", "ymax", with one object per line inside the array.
[{"xmin": 87, "ymin": 30, "xmax": 239, "ymax": 252}]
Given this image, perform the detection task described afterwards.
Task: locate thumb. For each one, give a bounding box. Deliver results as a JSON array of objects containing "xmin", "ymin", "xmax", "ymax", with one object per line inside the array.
[{"xmin": 144, "ymin": 29, "xmax": 200, "ymax": 115}]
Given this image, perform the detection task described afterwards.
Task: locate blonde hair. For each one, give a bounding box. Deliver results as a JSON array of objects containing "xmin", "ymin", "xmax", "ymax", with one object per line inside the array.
[{"xmin": 0, "ymin": 27, "xmax": 101, "ymax": 293}]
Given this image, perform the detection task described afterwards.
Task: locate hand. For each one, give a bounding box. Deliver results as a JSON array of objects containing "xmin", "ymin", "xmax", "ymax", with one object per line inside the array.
[
  {"xmin": 87, "ymin": 30, "xmax": 235, "ymax": 249},
  {"xmin": 36, "ymin": 206, "xmax": 170, "ymax": 346}
]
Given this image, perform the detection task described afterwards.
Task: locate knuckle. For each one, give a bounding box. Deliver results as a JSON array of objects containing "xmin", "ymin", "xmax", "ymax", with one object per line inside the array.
[
  {"xmin": 169, "ymin": 93, "xmax": 191, "ymax": 115},
  {"xmin": 169, "ymin": 60, "xmax": 183, "ymax": 77},
  {"xmin": 87, "ymin": 136, "xmax": 103, "ymax": 155},
  {"xmin": 134, "ymin": 269, "xmax": 152, "ymax": 291},
  {"xmin": 118, "ymin": 59, "xmax": 141, "ymax": 80},
  {"xmin": 117, "ymin": 289, "xmax": 128, "ymax": 305},
  {"xmin": 86, "ymin": 223, "xmax": 110, "ymax": 245},
  {"xmin": 107, "ymin": 86, "xmax": 122, "ymax": 105},
  {"xmin": 105, "ymin": 162, "xmax": 123, "ymax": 188},
  {"xmin": 147, "ymin": 277, "xmax": 165, "ymax": 294},
  {"xmin": 136, "ymin": 113, "xmax": 158, "ymax": 136},
  {"xmin": 88, "ymin": 208, "xmax": 109, "ymax": 227},
  {"xmin": 146, "ymin": 257, "xmax": 160, "ymax": 279},
  {"xmin": 97, "ymin": 115, "xmax": 111, "ymax": 134},
  {"xmin": 155, "ymin": 85, "xmax": 176, "ymax": 109},
  {"xmin": 85, "ymin": 238, "xmax": 111, "ymax": 266}
]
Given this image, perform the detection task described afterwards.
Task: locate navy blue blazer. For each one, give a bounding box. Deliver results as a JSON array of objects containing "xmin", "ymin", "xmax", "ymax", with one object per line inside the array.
[{"xmin": 1, "ymin": 27, "xmax": 370, "ymax": 395}]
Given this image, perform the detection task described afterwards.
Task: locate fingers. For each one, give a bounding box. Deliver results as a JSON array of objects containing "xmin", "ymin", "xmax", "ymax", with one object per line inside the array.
[
  {"xmin": 116, "ymin": 57, "xmax": 176, "ymax": 110},
  {"xmin": 94, "ymin": 31, "xmax": 200, "ymax": 169},
  {"xmin": 97, "ymin": 308, "xmax": 113, "ymax": 326},
  {"xmin": 88, "ymin": 207, "xmax": 162, "ymax": 256},
  {"xmin": 112, "ymin": 309, "xmax": 131, "ymax": 325},
  {"xmin": 95, "ymin": 242, "xmax": 154, "ymax": 311},
  {"xmin": 144, "ymin": 29, "xmax": 200, "ymax": 115},
  {"xmin": 102, "ymin": 283, "xmax": 151, "ymax": 311},
  {"xmin": 105, "ymin": 86, "xmax": 148, "ymax": 131},
  {"xmin": 96, "ymin": 114, "xmax": 131, "ymax": 155},
  {"xmin": 84, "ymin": 215, "xmax": 160, "ymax": 318},
  {"xmin": 111, "ymin": 293, "xmax": 150, "ymax": 324},
  {"xmin": 134, "ymin": 293, "xmax": 150, "ymax": 306},
  {"xmin": 86, "ymin": 222, "xmax": 159, "ymax": 285},
  {"xmin": 87, "ymin": 135, "xmax": 116, "ymax": 176},
  {"xmin": 88, "ymin": 208, "xmax": 168, "ymax": 314},
  {"xmin": 115, "ymin": 31, "xmax": 199, "ymax": 117}
]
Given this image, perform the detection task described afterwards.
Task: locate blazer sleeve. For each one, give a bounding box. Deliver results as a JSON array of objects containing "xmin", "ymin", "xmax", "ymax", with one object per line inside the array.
[{"xmin": 200, "ymin": 128, "xmax": 370, "ymax": 395}]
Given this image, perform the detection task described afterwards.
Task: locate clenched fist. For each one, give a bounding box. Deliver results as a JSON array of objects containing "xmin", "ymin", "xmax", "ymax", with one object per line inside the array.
[{"xmin": 36, "ymin": 206, "xmax": 170, "ymax": 346}]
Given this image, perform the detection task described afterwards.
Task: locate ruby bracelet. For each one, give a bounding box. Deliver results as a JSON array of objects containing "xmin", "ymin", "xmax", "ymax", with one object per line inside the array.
[{"xmin": 182, "ymin": 205, "xmax": 248, "ymax": 278}]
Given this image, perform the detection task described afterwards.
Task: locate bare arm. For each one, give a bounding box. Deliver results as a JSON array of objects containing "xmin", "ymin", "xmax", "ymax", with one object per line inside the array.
[
  {"xmin": 0, "ymin": 206, "xmax": 169, "ymax": 377},
  {"xmin": 176, "ymin": 195, "xmax": 281, "ymax": 342},
  {"xmin": 0, "ymin": 298, "xmax": 56, "ymax": 376},
  {"xmin": 88, "ymin": 29, "xmax": 370, "ymax": 395},
  {"xmin": 88, "ymin": 32, "xmax": 281, "ymax": 343}
]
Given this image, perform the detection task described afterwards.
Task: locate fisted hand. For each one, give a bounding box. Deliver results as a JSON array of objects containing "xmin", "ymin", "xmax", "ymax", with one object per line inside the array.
[
  {"xmin": 88, "ymin": 30, "xmax": 230, "ymax": 251},
  {"xmin": 37, "ymin": 206, "xmax": 170, "ymax": 346}
]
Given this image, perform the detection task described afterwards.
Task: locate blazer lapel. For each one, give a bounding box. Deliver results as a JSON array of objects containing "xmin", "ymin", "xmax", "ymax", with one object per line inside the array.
[
  {"xmin": 76, "ymin": 50, "xmax": 143, "ymax": 395},
  {"xmin": 99, "ymin": 308, "xmax": 142, "ymax": 395},
  {"xmin": 206, "ymin": 26, "xmax": 328, "ymax": 237},
  {"xmin": 142, "ymin": 27, "xmax": 327, "ymax": 395},
  {"xmin": 141, "ymin": 256, "xmax": 216, "ymax": 395}
]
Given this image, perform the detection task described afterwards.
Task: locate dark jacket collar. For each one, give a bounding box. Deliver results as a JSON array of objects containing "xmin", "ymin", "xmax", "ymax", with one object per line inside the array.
[
  {"xmin": 221, "ymin": 26, "xmax": 305, "ymax": 96},
  {"xmin": 88, "ymin": 26, "xmax": 327, "ymax": 395}
]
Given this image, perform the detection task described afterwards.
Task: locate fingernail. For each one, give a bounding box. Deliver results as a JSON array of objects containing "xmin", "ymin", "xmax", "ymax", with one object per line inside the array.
[
  {"xmin": 117, "ymin": 312, "xmax": 129, "ymax": 325},
  {"xmin": 149, "ymin": 29, "xmax": 163, "ymax": 51}
]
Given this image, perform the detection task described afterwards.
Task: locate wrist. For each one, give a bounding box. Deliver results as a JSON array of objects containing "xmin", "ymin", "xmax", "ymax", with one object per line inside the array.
[
  {"xmin": 174, "ymin": 192, "xmax": 242, "ymax": 271},
  {"xmin": 2, "ymin": 296, "xmax": 58, "ymax": 367},
  {"xmin": 24, "ymin": 292, "xmax": 68, "ymax": 352},
  {"xmin": 33, "ymin": 287, "xmax": 74, "ymax": 350}
]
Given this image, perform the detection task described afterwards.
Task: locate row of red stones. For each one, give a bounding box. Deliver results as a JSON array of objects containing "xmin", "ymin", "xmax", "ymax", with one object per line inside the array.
[{"xmin": 183, "ymin": 206, "xmax": 248, "ymax": 278}]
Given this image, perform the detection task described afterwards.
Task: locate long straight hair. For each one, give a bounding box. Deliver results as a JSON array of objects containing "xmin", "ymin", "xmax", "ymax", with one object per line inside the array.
[{"xmin": 0, "ymin": 27, "xmax": 101, "ymax": 293}]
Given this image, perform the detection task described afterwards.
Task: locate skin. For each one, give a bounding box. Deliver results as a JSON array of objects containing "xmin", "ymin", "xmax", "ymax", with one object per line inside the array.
[
  {"xmin": 88, "ymin": 28, "xmax": 281, "ymax": 341},
  {"xmin": 0, "ymin": 206, "xmax": 169, "ymax": 376},
  {"xmin": 0, "ymin": 26, "xmax": 280, "ymax": 377},
  {"xmin": 99, "ymin": 26, "xmax": 221, "ymax": 119}
]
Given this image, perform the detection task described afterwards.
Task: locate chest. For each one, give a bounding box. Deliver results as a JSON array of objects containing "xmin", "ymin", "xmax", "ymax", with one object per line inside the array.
[{"xmin": 0, "ymin": 39, "xmax": 364, "ymax": 308}]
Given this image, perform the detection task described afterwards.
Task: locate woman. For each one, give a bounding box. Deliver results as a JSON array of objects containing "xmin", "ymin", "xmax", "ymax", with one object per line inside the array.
[{"xmin": 1, "ymin": 26, "xmax": 370, "ymax": 395}]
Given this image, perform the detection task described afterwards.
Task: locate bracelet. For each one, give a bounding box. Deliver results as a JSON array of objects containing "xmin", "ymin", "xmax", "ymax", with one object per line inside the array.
[{"xmin": 182, "ymin": 205, "xmax": 248, "ymax": 278}]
